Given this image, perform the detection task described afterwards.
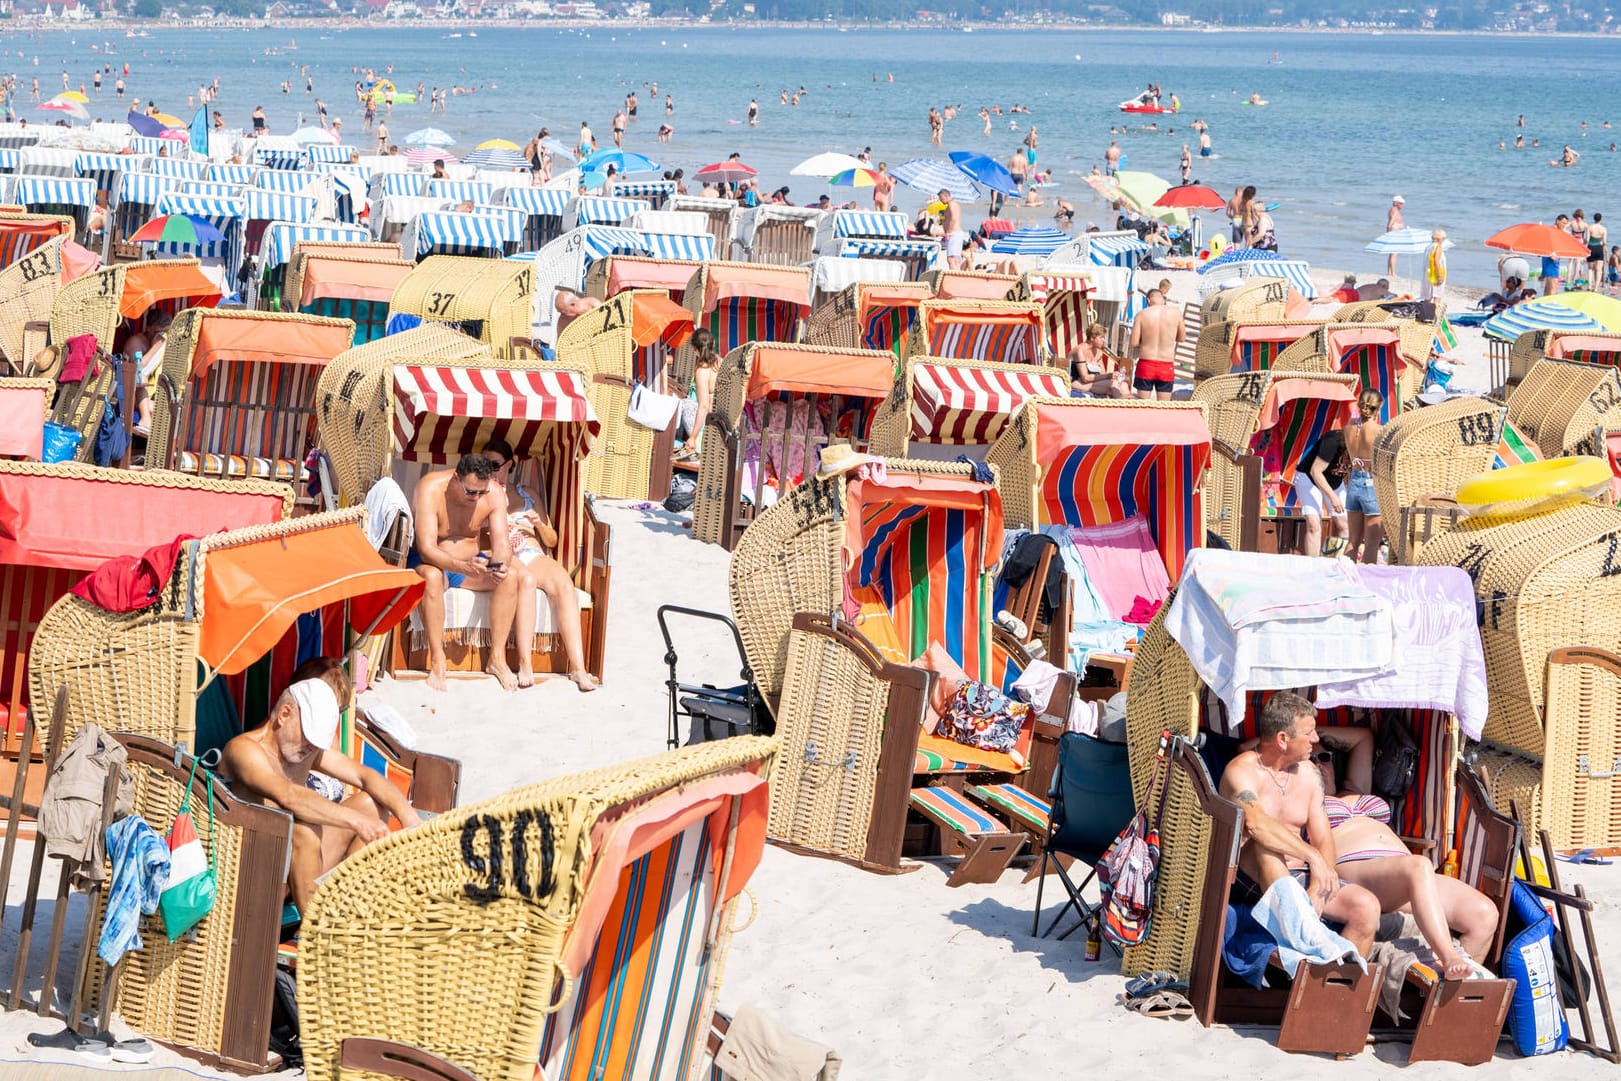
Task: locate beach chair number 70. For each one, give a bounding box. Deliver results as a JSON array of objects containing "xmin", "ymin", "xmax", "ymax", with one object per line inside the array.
[{"xmin": 460, "ymin": 810, "xmax": 559, "ymax": 905}]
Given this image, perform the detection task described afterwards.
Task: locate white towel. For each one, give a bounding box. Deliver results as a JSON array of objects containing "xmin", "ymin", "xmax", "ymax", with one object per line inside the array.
[
  {"xmin": 1252, "ymin": 875, "xmax": 1366, "ymax": 978},
  {"xmin": 364, "ymin": 477, "xmax": 413, "ymax": 553}
]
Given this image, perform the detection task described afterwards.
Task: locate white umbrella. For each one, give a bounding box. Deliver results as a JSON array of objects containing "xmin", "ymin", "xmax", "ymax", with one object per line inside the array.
[
  {"xmin": 790, "ymin": 151, "xmax": 866, "ymax": 178},
  {"xmin": 405, "ymin": 127, "xmax": 456, "ymax": 149},
  {"xmin": 1365, "ymin": 227, "xmax": 1452, "ymax": 255}
]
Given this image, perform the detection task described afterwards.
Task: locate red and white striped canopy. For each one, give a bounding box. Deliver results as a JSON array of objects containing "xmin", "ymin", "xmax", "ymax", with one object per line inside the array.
[
  {"xmin": 909, "ymin": 363, "xmax": 1067, "ymax": 445},
  {"xmin": 1023, "ymin": 273, "xmax": 1092, "ymax": 303},
  {"xmin": 392, "ymin": 364, "xmax": 599, "ymax": 463}
]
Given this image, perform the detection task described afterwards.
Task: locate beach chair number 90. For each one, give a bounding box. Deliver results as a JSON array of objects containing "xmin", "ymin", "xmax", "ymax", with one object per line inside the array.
[{"xmin": 460, "ymin": 810, "xmax": 558, "ymax": 905}]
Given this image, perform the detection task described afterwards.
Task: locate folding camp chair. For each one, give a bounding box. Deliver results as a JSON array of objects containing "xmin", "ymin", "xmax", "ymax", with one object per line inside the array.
[
  {"xmin": 657, "ymin": 604, "xmax": 772, "ymax": 749},
  {"xmin": 1030, "ymin": 731, "xmax": 1136, "ymax": 942}
]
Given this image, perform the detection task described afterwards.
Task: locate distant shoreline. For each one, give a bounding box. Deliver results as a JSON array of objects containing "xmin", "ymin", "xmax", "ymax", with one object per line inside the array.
[{"xmin": 8, "ymin": 18, "xmax": 1618, "ymax": 39}]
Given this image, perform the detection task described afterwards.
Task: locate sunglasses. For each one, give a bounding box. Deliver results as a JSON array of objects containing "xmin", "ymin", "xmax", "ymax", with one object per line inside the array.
[{"xmin": 1310, "ymin": 751, "xmax": 1335, "ymax": 764}]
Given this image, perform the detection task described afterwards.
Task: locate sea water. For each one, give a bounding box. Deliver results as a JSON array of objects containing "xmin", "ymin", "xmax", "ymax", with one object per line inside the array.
[{"xmin": 8, "ymin": 25, "xmax": 1616, "ymax": 287}]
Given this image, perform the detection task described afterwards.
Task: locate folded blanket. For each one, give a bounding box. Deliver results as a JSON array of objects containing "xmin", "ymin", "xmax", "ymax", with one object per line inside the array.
[{"xmin": 1314, "ymin": 565, "xmax": 1488, "ymax": 740}]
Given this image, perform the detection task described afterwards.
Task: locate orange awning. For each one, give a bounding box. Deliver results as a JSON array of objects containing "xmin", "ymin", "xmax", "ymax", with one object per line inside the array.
[
  {"xmin": 1034, "ymin": 400, "xmax": 1211, "ymax": 463},
  {"xmin": 606, "ymin": 256, "xmax": 702, "ymax": 296},
  {"xmin": 858, "ymin": 284, "xmax": 930, "ymax": 312},
  {"xmin": 186, "ymin": 312, "xmax": 358, "ymax": 379},
  {"xmin": 120, "ymin": 261, "xmax": 223, "ymax": 319},
  {"xmin": 1548, "ymin": 334, "xmax": 1621, "ymax": 360},
  {"xmin": 630, "ymin": 293, "xmax": 694, "ymax": 349},
  {"xmin": 199, "ymin": 519, "xmax": 423, "ymax": 676},
  {"xmin": 703, "ymin": 265, "xmax": 810, "ymax": 313},
  {"xmin": 745, "ymin": 346, "xmax": 892, "ymax": 400},
  {"xmin": 299, "ymin": 256, "xmax": 414, "ymax": 307},
  {"xmin": 1259, "ymin": 377, "xmax": 1357, "ymax": 431}
]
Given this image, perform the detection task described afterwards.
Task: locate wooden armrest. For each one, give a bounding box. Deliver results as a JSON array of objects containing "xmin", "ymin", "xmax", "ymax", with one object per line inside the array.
[{"xmin": 1400, "ymin": 835, "xmax": 1437, "ymax": 853}]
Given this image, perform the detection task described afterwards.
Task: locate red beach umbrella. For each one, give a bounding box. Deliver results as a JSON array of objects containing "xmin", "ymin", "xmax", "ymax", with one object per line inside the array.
[
  {"xmin": 694, "ymin": 161, "xmax": 758, "ymax": 185},
  {"xmin": 1153, "ymin": 184, "xmax": 1227, "ymax": 210}
]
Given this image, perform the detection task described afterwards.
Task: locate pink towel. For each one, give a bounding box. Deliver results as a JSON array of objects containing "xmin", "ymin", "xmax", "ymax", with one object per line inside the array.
[
  {"xmin": 1067, "ymin": 516, "xmax": 1171, "ymax": 623},
  {"xmin": 59, "ymin": 334, "xmax": 99, "ymax": 383}
]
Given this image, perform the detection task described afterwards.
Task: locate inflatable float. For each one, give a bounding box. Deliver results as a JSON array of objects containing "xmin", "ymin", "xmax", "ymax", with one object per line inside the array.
[{"xmin": 1455, "ymin": 456, "xmax": 1612, "ymax": 521}]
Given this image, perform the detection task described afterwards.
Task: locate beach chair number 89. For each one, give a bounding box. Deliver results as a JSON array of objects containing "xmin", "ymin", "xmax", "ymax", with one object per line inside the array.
[{"xmin": 461, "ymin": 810, "xmax": 557, "ymax": 904}]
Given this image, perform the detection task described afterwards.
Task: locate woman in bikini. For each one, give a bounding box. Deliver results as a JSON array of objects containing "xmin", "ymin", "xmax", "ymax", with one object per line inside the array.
[
  {"xmin": 1067, "ymin": 323, "xmax": 1128, "ymax": 398},
  {"xmin": 675, "ymin": 328, "xmax": 721, "ymax": 464},
  {"xmin": 1342, "ymin": 389, "xmax": 1385, "ymax": 563}
]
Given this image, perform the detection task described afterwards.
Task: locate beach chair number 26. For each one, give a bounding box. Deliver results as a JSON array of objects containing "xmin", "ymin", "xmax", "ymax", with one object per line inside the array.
[{"xmin": 460, "ymin": 810, "xmax": 557, "ymax": 905}]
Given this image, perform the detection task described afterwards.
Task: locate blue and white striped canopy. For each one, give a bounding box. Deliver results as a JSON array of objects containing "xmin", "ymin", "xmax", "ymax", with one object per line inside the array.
[
  {"xmin": 208, "ymin": 163, "xmax": 261, "ymax": 185},
  {"xmin": 410, "ymin": 211, "xmax": 514, "ymax": 256},
  {"xmin": 1483, "ymin": 301, "xmax": 1608, "ymax": 343},
  {"xmin": 503, "ymin": 186, "xmax": 570, "ymax": 217},
  {"xmin": 836, "ymin": 237, "xmax": 940, "ymax": 269},
  {"xmin": 374, "ymin": 172, "xmax": 425, "ymax": 199},
  {"xmin": 888, "ymin": 158, "xmax": 981, "ymax": 202},
  {"xmin": 129, "ymin": 136, "xmax": 173, "ymax": 157},
  {"xmin": 74, "ymin": 152, "xmax": 137, "ymax": 198},
  {"xmin": 313, "ymin": 160, "xmax": 373, "ymax": 183},
  {"xmin": 612, "ymin": 180, "xmax": 676, "ymax": 201},
  {"xmin": 1088, "ymin": 235, "xmax": 1149, "ymax": 267},
  {"xmin": 261, "ymin": 222, "xmax": 372, "ymax": 268},
  {"xmin": 572, "ymin": 195, "xmax": 650, "ymax": 226},
  {"xmin": 180, "ymin": 180, "xmax": 246, "ymax": 199},
  {"xmin": 9, "ymin": 174, "xmax": 97, "ymax": 209},
  {"xmin": 578, "ymin": 226, "xmax": 656, "ymax": 264},
  {"xmin": 1197, "ymin": 246, "xmax": 1285, "ymax": 273},
  {"xmin": 1248, "ymin": 259, "xmax": 1319, "ymax": 299},
  {"xmin": 114, "ymin": 171, "xmax": 177, "ymax": 208},
  {"xmin": 990, "ymin": 225, "xmax": 1072, "ymax": 255},
  {"xmin": 253, "ymin": 146, "xmax": 306, "ymax": 170},
  {"xmin": 833, "ymin": 210, "xmax": 908, "ymax": 239},
  {"xmin": 243, "ymin": 190, "xmax": 317, "ymax": 224},
  {"xmin": 639, "ymin": 231, "xmax": 715, "ymax": 261},
  {"xmin": 0, "ymin": 148, "xmax": 18, "ymax": 173},
  {"xmin": 146, "ymin": 157, "xmax": 208, "ymax": 180},
  {"xmin": 425, "ymin": 179, "xmax": 494, "ymax": 204},
  {"xmin": 305, "ymin": 144, "xmax": 357, "ymax": 165},
  {"xmin": 255, "ymin": 169, "xmax": 320, "ymax": 194}
]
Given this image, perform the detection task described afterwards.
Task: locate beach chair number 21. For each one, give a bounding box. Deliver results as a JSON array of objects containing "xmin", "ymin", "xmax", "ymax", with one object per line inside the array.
[{"xmin": 460, "ymin": 810, "xmax": 557, "ymax": 904}]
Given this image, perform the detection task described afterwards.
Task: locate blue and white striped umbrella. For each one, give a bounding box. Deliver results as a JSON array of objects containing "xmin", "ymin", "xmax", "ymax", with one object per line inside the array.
[
  {"xmin": 405, "ymin": 127, "xmax": 456, "ymax": 148},
  {"xmin": 889, "ymin": 158, "xmax": 981, "ymax": 202},
  {"xmin": 462, "ymin": 147, "xmax": 530, "ymax": 170},
  {"xmin": 990, "ymin": 225, "xmax": 1072, "ymax": 255},
  {"xmin": 1197, "ymin": 247, "xmax": 1286, "ymax": 273},
  {"xmin": 1365, "ymin": 227, "xmax": 1452, "ymax": 256},
  {"xmin": 1483, "ymin": 301, "xmax": 1607, "ymax": 343}
]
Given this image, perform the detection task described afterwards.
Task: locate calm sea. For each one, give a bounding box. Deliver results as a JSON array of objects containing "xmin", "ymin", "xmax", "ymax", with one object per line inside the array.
[{"xmin": 7, "ymin": 25, "xmax": 1618, "ymax": 286}]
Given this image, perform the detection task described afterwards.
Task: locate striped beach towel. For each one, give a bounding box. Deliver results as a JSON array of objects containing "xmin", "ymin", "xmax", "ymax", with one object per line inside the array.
[{"xmin": 1493, "ymin": 419, "xmax": 1542, "ymax": 470}]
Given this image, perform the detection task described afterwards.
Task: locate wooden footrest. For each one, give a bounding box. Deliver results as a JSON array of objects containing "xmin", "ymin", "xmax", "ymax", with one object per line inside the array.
[
  {"xmin": 909, "ymin": 786, "xmax": 1025, "ymax": 887},
  {"xmin": 1405, "ymin": 966, "xmax": 1514, "ymax": 1066},
  {"xmin": 1275, "ymin": 958, "xmax": 1383, "ymax": 1058}
]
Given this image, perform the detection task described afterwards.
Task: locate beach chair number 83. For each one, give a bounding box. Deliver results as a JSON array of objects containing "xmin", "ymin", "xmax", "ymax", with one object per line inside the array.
[{"xmin": 460, "ymin": 810, "xmax": 558, "ymax": 904}]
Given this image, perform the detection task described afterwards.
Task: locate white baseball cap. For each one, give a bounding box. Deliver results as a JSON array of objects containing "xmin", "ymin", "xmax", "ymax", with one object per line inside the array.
[
  {"xmin": 1392, "ymin": 195, "xmax": 1405, "ymax": 204},
  {"xmin": 287, "ymin": 678, "xmax": 341, "ymax": 750}
]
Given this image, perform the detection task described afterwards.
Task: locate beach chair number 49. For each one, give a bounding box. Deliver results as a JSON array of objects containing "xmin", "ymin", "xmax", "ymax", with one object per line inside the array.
[{"xmin": 460, "ymin": 810, "xmax": 558, "ymax": 905}]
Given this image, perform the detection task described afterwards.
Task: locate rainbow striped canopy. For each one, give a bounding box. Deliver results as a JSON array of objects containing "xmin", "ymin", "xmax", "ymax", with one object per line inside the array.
[
  {"xmin": 1248, "ymin": 376, "xmax": 1357, "ymax": 511},
  {"xmin": 1226, "ymin": 321, "xmax": 1319, "ymax": 374},
  {"xmin": 1320, "ymin": 325, "xmax": 1409, "ymax": 423},
  {"xmin": 917, "ymin": 303, "xmax": 1044, "ymax": 364}
]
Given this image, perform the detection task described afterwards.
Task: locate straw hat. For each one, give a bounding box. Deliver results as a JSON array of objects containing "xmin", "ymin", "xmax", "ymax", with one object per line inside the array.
[{"xmin": 816, "ymin": 444, "xmax": 874, "ymax": 479}]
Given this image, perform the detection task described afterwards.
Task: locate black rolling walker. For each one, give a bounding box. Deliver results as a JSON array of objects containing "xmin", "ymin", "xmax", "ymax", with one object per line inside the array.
[{"xmin": 657, "ymin": 605, "xmax": 773, "ymax": 749}]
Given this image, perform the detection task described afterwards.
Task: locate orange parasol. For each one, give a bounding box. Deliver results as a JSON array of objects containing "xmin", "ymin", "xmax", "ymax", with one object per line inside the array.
[{"xmin": 1484, "ymin": 223, "xmax": 1589, "ymax": 259}]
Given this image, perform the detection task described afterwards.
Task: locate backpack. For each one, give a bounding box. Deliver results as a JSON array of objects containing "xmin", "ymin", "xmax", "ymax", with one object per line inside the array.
[
  {"xmin": 1372, "ymin": 717, "xmax": 1420, "ymax": 807},
  {"xmin": 93, "ymin": 355, "xmax": 129, "ymax": 468},
  {"xmin": 268, "ymin": 966, "xmax": 302, "ymax": 1069},
  {"xmin": 1097, "ymin": 736, "xmax": 1175, "ymax": 947},
  {"xmin": 664, "ymin": 472, "xmax": 697, "ymax": 513}
]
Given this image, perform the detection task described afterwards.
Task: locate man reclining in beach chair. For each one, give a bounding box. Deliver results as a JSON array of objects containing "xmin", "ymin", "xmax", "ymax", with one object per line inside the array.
[
  {"xmin": 1219, "ymin": 692, "xmax": 1495, "ymax": 981},
  {"xmin": 221, "ymin": 675, "xmax": 421, "ymax": 916}
]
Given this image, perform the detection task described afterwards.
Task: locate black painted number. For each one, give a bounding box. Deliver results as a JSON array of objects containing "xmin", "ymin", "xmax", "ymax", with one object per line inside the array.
[{"xmin": 461, "ymin": 810, "xmax": 557, "ymax": 905}]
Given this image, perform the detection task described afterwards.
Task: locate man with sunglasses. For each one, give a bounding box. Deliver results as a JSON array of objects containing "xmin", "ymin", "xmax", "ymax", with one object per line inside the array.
[{"xmin": 409, "ymin": 454, "xmax": 520, "ymax": 692}]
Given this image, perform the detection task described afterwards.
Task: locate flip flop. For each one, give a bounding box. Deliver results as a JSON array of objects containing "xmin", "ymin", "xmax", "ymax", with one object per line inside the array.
[
  {"xmin": 1124, "ymin": 971, "xmax": 1184, "ymax": 998},
  {"xmin": 1124, "ymin": 990, "xmax": 1195, "ymax": 1020},
  {"xmin": 27, "ymin": 1028, "xmax": 110, "ymax": 1058},
  {"xmin": 1557, "ymin": 848, "xmax": 1614, "ymax": 865}
]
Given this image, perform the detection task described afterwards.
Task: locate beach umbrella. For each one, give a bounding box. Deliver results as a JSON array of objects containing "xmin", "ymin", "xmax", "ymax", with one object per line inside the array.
[
  {"xmin": 157, "ymin": 128, "xmax": 190, "ymax": 143},
  {"xmin": 405, "ymin": 127, "xmax": 457, "ymax": 149},
  {"xmin": 990, "ymin": 225, "xmax": 1072, "ymax": 255},
  {"xmin": 1115, "ymin": 171, "xmax": 1188, "ymax": 225},
  {"xmin": 1083, "ymin": 174, "xmax": 1123, "ymax": 203},
  {"xmin": 948, "ymin": 151, "xmax": 1020, "ymax": 198},
  {"xmin": 152, "ymin": 112, "xmax": 186, "ymax": 128},
  {"xmin": 576, "ymin": 170, "xmax": 609, "ymax": 191},
  {"xmin": 39, "ymin": 98, "xmax": 89, "ymax": 122},
  {"xmin": 126, "ymin": 110, "xmax": 165, "ymax": 138},
  {"xmin": 540, "ymin": 137, "xmax": 576, "ymax": 160},
  {"xmin": 577, "ymin": 148, "xmax": 662, "ymax": 175},
  {"xmin": 828, "ymin": 168, "xmax": 880, "ymax": 187},
  {"xmin": 1198, "ymin": 247, "xmax": 1286, "ymax": 273},
  {"xmin": 889, "ymin": 158, "xmax": 980, "ymax": 202},
  {"xmin": 403, "ymin": 146, "xmax": 457, "ymax": 166},
  {"xmin": 52, "ymin": 90, "xmax": 90, "ymax": 104},
  {"xmin": 1365, "ymin": 227, "xmax": 1451, "ymax": 256},
  {"xmin": 129, "ymin": 214, "xmax": 225, "ymax": 246},
  {"xmin": 462, "ymin": 147, "xmax": 529, "ymax": 170},
  {"xmin": 291, "ymin": 126, "xmax": 337, "ymax": 145},
  {"xmin": 476, "ymin": 138, "xmax": 522, "ymax": 152},
  {"xmin": 790, "ymin": 151, "xmax": 866, "ymax": 177},
  {"xmin": 1485, "ymin": 223, "xmax": 1589, "ymax": 259},
  {"xmin": 1483, "ymin": 300, "xmax": 1607, "ymax": 342},
  {"xmin": 694, "ymin": 161, "xmax": 759, "ymax": 185},
  {"xmin": 1153, "ymin": 183, "xmax": 1226, "ymax": 210},
  {"xmin": 1518, "ymin": 291, "xmax": 1621, "ymax": 332}
]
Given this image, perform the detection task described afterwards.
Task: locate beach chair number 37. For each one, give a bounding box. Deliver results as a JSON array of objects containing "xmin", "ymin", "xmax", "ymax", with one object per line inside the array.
[
  {"xmin": 426, "ymin": 291, "xmax": 458, "ymax": 316},
  {"xmin": 460, "ymin": 810, "xmax": 559, "ymax": 905}
]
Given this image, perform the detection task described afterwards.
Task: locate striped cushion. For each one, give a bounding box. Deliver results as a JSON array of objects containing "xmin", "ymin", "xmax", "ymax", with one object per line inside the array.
[
  {"xmin": 969, "ymin": 783, "xmax": 1050, "ymax": 832},
  {"xmin": 909, "ymin": 786, "xmax": 1001, "ymax": 837},
  {"xmin": 177, "ymin": 450, "xmax": 305, "ymax": 482}
]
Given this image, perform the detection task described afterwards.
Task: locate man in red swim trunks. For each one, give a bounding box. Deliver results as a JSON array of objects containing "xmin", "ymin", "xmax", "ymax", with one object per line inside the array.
[{"xmin": 1128, "ymin": 287, "xmax": 1183, "ymax": 400}]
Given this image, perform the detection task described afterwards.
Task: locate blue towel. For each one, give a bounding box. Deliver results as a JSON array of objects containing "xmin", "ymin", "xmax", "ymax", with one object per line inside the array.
[
  {"xmin": 1222, "ymin": 905, "xmax": 1280, "ymax": 989},
  {"xmin": 99, "ymin": 817, "xmax": 171, "ymax": 966}
]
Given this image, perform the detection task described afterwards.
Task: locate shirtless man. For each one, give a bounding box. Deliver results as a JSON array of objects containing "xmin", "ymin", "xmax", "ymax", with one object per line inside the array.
[
  {"xmin": 1104, "ymin": 140, "xmax": 1121, "ymax": 176},
  {"xmin": 411, "ymin": 454, "xmax": 521, "ymax": 691},
  {"xmin": 222, "ymin": 679, "xmax": 420, "ymax": 914},
  {"xmin": 1225, "ymin": 185, "xmax": 1246, "ymax": 246},
  {"xmin": 1128, "ymin": 288, "xmax": 1182, "ymax": 400},
  {"xmin": 938, "ymin": 188, "xmax": 965, "ymax": 270}
]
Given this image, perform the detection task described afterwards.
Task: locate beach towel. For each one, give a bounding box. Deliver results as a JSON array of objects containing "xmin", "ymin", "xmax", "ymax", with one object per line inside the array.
[
  {"xmin": 1250, "ymin": 875, "xmax": 1366, "ymax": 978},
  {"xmin": 1064, "ymin": 516, "xmax": 1171, "ymax": 622},
  {"xmin": 363, "ymin": 477, "xmax": 413, "ymax": 553},
  {"xmin": 1044, "ymin": 525, "xmax": 1139, "ymax": 672},
  {"xmin": 70, "ymin": 535, "xmax": 196, "ymax": 613},
  {"xmin": 1166, "ymin": 549, "xmax": 1395, "ymax": 730},
  {"xmin": 59, "ymin": 333, "xmax": 99, "ymax": 383},
  {"xmin": 99, "ymin": 816, "xmax": 170, "ymax": 966},
  {"xmin": 1314, "ymin": 566, "xmax": 1488, "ymax": 739}
]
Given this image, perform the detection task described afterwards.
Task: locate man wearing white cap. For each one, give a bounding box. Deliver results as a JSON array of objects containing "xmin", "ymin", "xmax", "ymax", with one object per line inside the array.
[
  {"xmin": 1386, "ymin": 196, "xmax": 1405, "ymax": 278},
  {"xmin": 221, "ymin": 678, "xmax": 420, "ymax": 914}
]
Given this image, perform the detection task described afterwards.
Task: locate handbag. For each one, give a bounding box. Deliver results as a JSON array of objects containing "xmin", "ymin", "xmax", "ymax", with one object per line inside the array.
[
  {"xmin": 41, "ymin": 421, "xmax": 83, "ymax": 464},
  {"xmin": 1097, "ymin": 734, "xmax": 1175, "ymax": 947},
  {"xmin": 159, "ymin": 752, "xmax": 218, "ymax": 941},
  {"xmin": 627, "ymin": 382, "xmax": 681, "ymax": 432}
]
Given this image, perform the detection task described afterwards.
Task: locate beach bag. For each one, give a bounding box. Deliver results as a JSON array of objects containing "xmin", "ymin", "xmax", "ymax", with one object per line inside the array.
[
  {"xmin": 159, "ymin": 752, "xmax": 217, "ymax": 941},
  {"xmin": 268, "ymin": 966, "xmax": 303, "ymax": 1069},
  {"xmin": 1371, "ymin": 716, "xmax": 1419, "ymax": 805},
  {"xmin": 1097, "ymin": 736, "xmax": 1175, "ymax": 946},
  {"xmin": 664, "ymin": 472, "xmax": 696, "ymax": 513},
  {"xmin": 628, "ymin": 382, "xmax": 681, "ymax": 432},
  {"xmin": 41, "ymin": 422, "xmax": 83, "ymax": 464},
  {"xmin": 1502, "ymin": 880, "xmax": 1568, "ymax": 1056},
  {"xmin": 938, "ymin": 681, "xmax": 1028, "ymax": 754}
]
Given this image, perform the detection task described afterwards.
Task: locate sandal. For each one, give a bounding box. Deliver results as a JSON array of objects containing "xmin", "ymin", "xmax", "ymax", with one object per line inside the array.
[
  {"xmin": 1123, "ymin": 989, "xmax": 1195, "ymax": 1020},
  {"xmin": 1124, "ymin": 971, "xmax": 1185, "ymax": 998}
]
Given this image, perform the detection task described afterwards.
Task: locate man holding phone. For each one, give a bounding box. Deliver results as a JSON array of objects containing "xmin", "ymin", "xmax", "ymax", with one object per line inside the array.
[{"xmin": 409, "ymin": 453, "xmax": 521, "ymax": 692}]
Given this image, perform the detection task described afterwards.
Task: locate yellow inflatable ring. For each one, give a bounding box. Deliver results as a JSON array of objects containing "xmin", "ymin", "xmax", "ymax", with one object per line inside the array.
[{"xmin": 1455, "ymin": 455, "xmax": 1613, "ymax": 519}]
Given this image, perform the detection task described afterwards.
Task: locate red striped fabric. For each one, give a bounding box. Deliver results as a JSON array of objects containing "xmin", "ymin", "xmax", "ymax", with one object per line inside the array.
[
  {"xmin": 0, "ymin": 565, "xmax": 80, "ymax": 752},
  {"xmin": 1023, "ymin": 275, "xmax": 1091, "ymax": 303},
  {"xmin": 909, "ymin": 363, "xmax": 1066, "ymax": 445},
  {"xmin": 391, "ymin": 365, "xmax": 599, "ymax": 464}
]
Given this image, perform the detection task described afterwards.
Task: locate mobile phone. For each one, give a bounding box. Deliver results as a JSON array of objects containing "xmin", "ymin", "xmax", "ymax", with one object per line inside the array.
[{"xmin": 485, "ymin": 561, "xmax": 504, "ymax": 571}]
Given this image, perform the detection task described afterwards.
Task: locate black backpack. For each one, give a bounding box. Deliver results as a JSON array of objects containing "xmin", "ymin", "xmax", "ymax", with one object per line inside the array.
[
  {"xmin": 268, "ymin": 967, "xmax": 302, "ymax": 1069},
  {"xmin": 1372, "ymin": 718, "xmax": 1420, "ymax": 809}
]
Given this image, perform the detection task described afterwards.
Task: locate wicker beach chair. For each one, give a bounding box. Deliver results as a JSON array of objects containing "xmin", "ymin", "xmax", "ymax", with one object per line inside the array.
[
  {"xmin": 690, "ymin": 342, "xmax": 894, "ymax": 549},
  {"xmin": 297, "ymin": 736, "xmax": 778, "ymax": 1081},
  {"xmin": 149, "ymin": 308, "xmax": 356, "ymax": 486},
  {"xmin": 1009, "ymin": 270, "xmax": 1101, "ymax": 363},
  {"xmin": 1329, "ymin": 299, "xmax": 1453, "ymax": 377},
  {"xmin": 733, "ymin": 204, "xmax": 820, "ymax": 265},
  {"xmin": 1503, "ymin": 358, "xmax": 1621, "ymax": 464},
  {"xmin": 1370, "ymin": 396, "xmax": 1505, "ymax": 564},
  {"xmin": 1271, "ymin": 322, "xmax": 1416, "ymax": 419},
  {"xmin": 0, "ymin": 210, "xmax": 74, "ymax": 269},
  {"xmin": 316, "ymin": 329, "xmax": 611, "ymax": 681},
  {"xmin": 986, "ymin": 397, "xmax": 1212, "ymax": 670},
  {"xmin": 667, "ymin": 193, "xmax": 739, "ymax": 254},
  {"xmin": 1201, "ymin": 276, "xmax": 1293, "ymax": 328},
  {"xmin": 1191, "ymin": 371, "xmax": 1358, "ymax": 551},
  {"xmin": 287, "ymin": 252, "xmax": 414, "ymax": 345},
  {"xmin": 922, "ymin": 267, "xmax": 1021, "ymax": 301},
  {"xmin": 581, "ymin": 253, "xmax": 705, "ymax": 303},
  {"xmin": 800, "ymin": 280, "xmax": 931, "ymax": 355},
  {"xmin": 1418, "ymin": 503, "xmax": 1621, "ymax": 848},
  {"xmin": 902, "ymin": 298, "xmax": 1050, "ymax": 367},
  {"xmin": 1192, "ymin": 318, "xmax": 1321, "ymax": 383},
  {"xmin": 676, "ymin": 261, "xmax": 811, "ymax": 388},
  {"xmin": 1507, "ymin": 328, "xmax": 1621, "ymax": 389},
  {"xmin": 389, "ymin": 254, "xmax": 536, "ymax": 355},
  {"xmin": 556, "ymin": 289, "xmax": 694, "ymax": 501},
  {"xmin": 47, "ymin": 258, "xmax": 221, "ymax": 356},
  {"xmin": 867, "ymin": 354, "xmax": 1067, "ymax": 460},
  {"xmin": 0, "ymin": 235, "xmax": 74, "ymax": 372}
]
